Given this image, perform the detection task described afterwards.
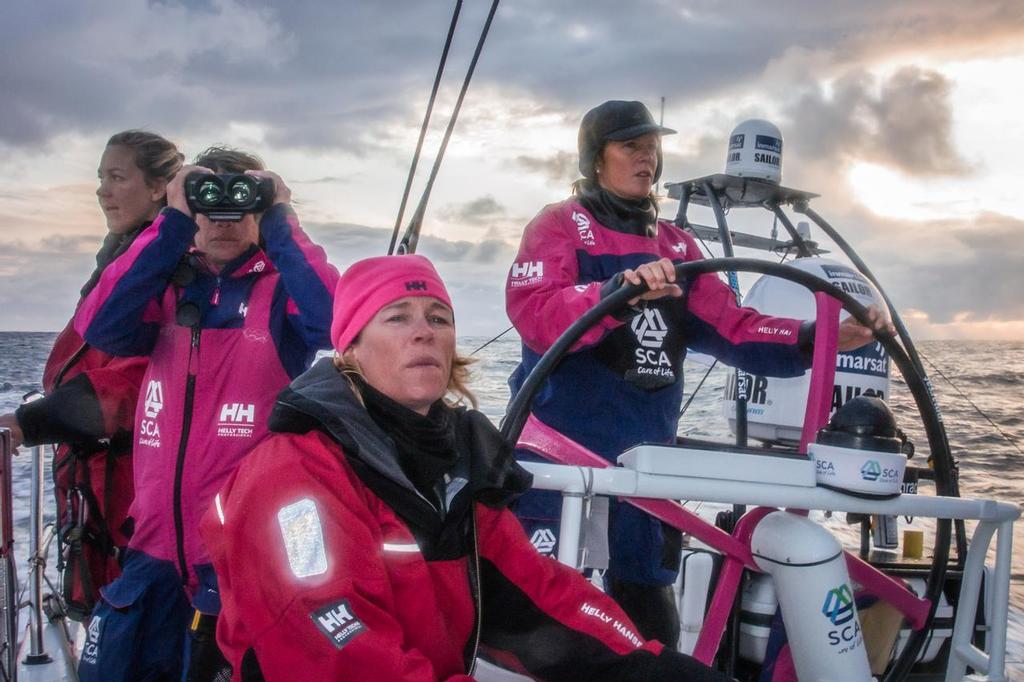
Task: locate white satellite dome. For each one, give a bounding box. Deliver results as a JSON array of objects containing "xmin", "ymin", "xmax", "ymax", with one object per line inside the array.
[{"xmin": 725, "ymin": 119, "xmax": 784, "ymax": 184}]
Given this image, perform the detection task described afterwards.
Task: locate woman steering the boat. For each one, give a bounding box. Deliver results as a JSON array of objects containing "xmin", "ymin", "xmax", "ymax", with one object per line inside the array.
[
  {"xmin": 73, "ymin": 147, "xmax": 338, "ymax": 681},
  {"xmin": 505, "ymin": 100, "xmax": 890, "ymax": 647},
  {"xmin": 0, "ymin": 130, "xmax": 181, "ymax": 618},
  {"xmin": 201, "ymin": 254, "xmax": 734, "ymax": 681}
]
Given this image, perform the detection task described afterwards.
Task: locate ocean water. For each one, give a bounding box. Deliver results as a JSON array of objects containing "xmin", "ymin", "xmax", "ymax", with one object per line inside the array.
[{"xmin": 1, "ymin": 332, "xmax": 1022, "ymax": 670}]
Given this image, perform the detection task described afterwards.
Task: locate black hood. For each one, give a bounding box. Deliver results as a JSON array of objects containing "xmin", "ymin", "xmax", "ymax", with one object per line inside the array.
[{"xmin": 269, "ymin": 358, "xmax": 532, "ymax": 511}]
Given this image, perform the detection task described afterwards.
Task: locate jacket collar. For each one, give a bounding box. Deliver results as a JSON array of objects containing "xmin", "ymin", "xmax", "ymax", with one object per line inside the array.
[
  {"xmin": 269, "ymin": 358, "xmax": 531, "ymax": 512},
  {"xmin": 191, "ymin": 244, "xmax": 276, "ymax": 279}
]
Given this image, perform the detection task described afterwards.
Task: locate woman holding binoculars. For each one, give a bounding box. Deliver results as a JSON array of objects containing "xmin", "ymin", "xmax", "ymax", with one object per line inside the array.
[{"xmin": 74, "ymin": 146, "xmax": 339, "ymax": 682}]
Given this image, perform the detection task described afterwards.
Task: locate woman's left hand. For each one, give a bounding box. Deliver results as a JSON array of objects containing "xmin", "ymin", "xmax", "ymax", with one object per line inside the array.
[
  {"xmin": 837, "ymin": 305, "xmax": 895, "ymax": 352},
  {"xmin": 245, "ymin": 170, "xmax": 291, "ymax": 207},
  {"xmin": 0, "ymin": 412, "xmax": 24, "ymax": 450}
]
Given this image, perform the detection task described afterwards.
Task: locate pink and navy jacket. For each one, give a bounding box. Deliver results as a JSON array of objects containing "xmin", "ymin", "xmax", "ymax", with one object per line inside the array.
[
  {"xmin": 507, "ymin": 198, "xmax": 810, "ymax": 460},
  {"xmin": 75, "ymin": 205, "xmax": 338, "ymax": 598}
]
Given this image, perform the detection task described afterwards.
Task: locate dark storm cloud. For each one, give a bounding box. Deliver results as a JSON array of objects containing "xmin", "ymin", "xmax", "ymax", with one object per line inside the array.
[
  {"xmin": 438, "ymin": 195, "xmax": 506, "ymax": 226},
  {"xmin": 881, "ymin": 214, "xmax": 1024, "ymax": 323},
  {"xmin": 514, "ymin": 151, "xmax": 577, "ymax": 185},
  {"xmin": 657, "ymin": 65, "xmax": 971, "ymax": 198},
  {"xmin": 304, "ymin": 221, "xmax": 513, "ymax": 269},
  {"xmin": 782, "ymin": 68, "xmax": 969, "ymax": 177},
  {"xmin": 4, "ymin": 1, "xmax": 1021, "ymax": 155}
]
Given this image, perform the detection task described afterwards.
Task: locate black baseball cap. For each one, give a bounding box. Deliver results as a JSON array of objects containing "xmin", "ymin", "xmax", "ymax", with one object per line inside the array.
[{"xmin": 578, "ymin": 100, "xmax": 676, "ymax": 180}]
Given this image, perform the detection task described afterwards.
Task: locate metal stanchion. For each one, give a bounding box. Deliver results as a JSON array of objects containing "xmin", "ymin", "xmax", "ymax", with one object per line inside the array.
[
  {"xmin": 0, "ymin": 428, "xmax": 19, "ymax": 678},
  {"xmin": 24, "ymin": 445, "xmax": 50, "ymax": 664}
]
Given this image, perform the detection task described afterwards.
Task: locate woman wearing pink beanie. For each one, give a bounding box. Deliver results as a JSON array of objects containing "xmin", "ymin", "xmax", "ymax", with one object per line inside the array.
[{"xmin": 201, "ymin": 254, "xmax": 732, "ymax": 681}]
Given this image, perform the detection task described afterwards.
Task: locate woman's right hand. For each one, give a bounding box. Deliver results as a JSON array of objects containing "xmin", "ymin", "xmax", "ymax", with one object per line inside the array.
[
  {"xmin": 165, "ymin": 165, "xmax": 213, "ymax": 218},
  {"xmin": 622, "ymin": 258, "xmax": 683, "ymax": 305}
]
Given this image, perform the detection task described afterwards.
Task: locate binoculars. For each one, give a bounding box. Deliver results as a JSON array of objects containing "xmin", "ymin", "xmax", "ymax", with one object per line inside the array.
[{"xmin": 185, "ymin": 172, "xmax": 274, "ymax": 221}]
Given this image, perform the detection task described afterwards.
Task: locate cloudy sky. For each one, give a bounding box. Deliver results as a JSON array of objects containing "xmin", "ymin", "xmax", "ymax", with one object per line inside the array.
[{"xmin": 2, "ymin": 0, "xmax": 1023, "ymax": 339}]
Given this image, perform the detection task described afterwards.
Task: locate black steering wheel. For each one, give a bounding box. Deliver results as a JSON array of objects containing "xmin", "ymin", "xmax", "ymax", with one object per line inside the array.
[{"xmin": 501, "ymin": 257, "xmax": 954, "ymax": 681}]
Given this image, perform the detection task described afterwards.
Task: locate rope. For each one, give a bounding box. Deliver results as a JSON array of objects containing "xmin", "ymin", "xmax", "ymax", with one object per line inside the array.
[
  {"xmin": 397, "ymin": 0, "xmax": 501, "ymax": 255},
  {"xmin": 470, "ymin": 325, "xmax": 514, "ymax": 355},
  {"xmin": 919, "ymin": 350, "xmax": 1024, "ymax": 457},
  {"xmin": 679, "ymin": 359, "xmax": 718, "ymax": 418},
  {"xmin": 387, "ymin": 0, "xmax": 463, "ymax": 255}
]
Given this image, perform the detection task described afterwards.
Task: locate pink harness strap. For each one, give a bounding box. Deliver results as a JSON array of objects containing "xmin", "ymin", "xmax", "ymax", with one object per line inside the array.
[{"xmin": 799, "ymin": 292, "xmax": 840, "ymax": 454}]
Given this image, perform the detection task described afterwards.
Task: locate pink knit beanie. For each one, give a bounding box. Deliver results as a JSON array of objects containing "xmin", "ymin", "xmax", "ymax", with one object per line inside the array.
[{"xmin": 331, "ymin": 255, "xmax": 453, "ymax": 352}]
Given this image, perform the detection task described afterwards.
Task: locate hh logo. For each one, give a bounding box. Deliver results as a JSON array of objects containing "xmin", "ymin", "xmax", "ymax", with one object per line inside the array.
[
  {"xmin": 219, "ymin": 403, "xmax": 255, "ymax": 423},
  {"xmin": 318, "ymin": 602, "xmax": 354, "ymax": 631},
  {"xmin": 217, "ymin": 403, "xmax": 256, "ymax": 438},
  {"xmin": 405, "ymin": 280, "xmax": 427, "ymax": 291},
  {"xmin": 511, "ymin": 261, "xmax": 543, "ymax": 279},
  {"xmin": 571, "ymin": 211, "xmax": 596, "ymax": 246},
  {"xmin": 311, "ymin": 599, "xmax": 366, "ymax": 650},
  {"xmin": 529, "ymin": 528, "xmax": 557, "ymax": 555},
  {"xmin": 671, "ymin": 242, "xmax": 687, "ymax": 254},
  {"xmin": 509, "ymin": 261, "xmax": 544, "ymax": 288},
  {"xmin": 238, "ymin": 301, "xmax": 248, "ymax": 318},
  {"xmin": 143, "ymin": 380, "xmax": 164, "ymax": 419},
  {"xmin": 631, "ymin": 307, "xmax": 669, "ymax": 349}
]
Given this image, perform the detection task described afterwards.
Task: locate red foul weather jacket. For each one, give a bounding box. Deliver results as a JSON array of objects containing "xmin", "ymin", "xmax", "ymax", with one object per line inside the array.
[
  {"xmin": 16, "ymin": 229, "xmax": 149, "ymax": 618},
  {"xmin": 201, "ymin": 358, "xmax": 733, "ymax": 681}
]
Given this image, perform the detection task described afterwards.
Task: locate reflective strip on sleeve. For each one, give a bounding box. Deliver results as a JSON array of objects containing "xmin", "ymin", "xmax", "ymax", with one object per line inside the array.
[
  {"xmin": 214, "ymin": 493, "xmax": 225, "ymax": 525},
  {"xmin": 277, "ymin": 497, "xmax": 328, "ymax": 578},
  {"xmin": 382, "ymin": 542, "xmax": 420, "ymax": 553}
]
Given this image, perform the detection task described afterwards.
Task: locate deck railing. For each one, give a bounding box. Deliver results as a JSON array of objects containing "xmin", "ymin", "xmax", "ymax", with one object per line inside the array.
[{"xmin": 521, "ymin": 459, "xmax": 1019, "ymax": 682}]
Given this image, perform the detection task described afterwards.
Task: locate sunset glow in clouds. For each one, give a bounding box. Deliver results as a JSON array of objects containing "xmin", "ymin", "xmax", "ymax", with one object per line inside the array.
[{"xmin": 1, "ymin": 1, "xmax": 1022, "ymax": 339}]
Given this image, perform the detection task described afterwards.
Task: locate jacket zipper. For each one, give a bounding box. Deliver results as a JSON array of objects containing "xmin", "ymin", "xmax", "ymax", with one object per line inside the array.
[
  {"xmin": 173, "ymin": 327, "xmax": 200, "ymax": 583},
  {"xmin": 467, "ymin": 508, "xmax": 482, "ymax": 675}
]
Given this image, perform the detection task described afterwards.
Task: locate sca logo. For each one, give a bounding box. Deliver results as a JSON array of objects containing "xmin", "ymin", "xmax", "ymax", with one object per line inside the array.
[
  {"xmin": 530, "ymin": 528, "xmax": 557, "ymax": 555},
  {"xmin": 143, "ymin": 380, "xmax": 164, "ymax": 419},
  {"xmin": 571, "ymin": 211, "xmax": 596, "ymax": 246},
  {"xmin": 631, "ymin": 307, "xmax": 672, "ymax": 372},
  {"xmin": 860, "ymin": 460, "xmax": 882, "ymax": 482},
  {"xmin": 822, "ymin": 583, "xmax": 863, "ymax": 650},
  {"xmin": 822, "ymin": 583, "xmax": 855, "ymax": 626},
  {"xmin": 139, "ymin": 380, "xmax": 164, "ymax": 447},
  {"xmin": 631, "ymin": 307, "xmax": 668, "ymax": 349},
  {"xmin": 81, "ymin": 615, "xmax": 101, "ymax": 665}
]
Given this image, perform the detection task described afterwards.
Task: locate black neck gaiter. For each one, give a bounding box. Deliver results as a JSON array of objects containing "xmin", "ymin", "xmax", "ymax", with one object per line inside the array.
[
  {"xmin": 357, "ymin": 377, "xmax": 458, "ymax": 501},
  {"xmin": 578, "ymin": 184, "xmax": 658, "ymax": 237}
]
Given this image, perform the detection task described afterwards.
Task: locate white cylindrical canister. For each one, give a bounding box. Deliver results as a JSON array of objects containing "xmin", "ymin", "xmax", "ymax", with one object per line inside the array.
[{"xmin": 751, "ymin": 511, "xmax": 873, "ymax": 681}]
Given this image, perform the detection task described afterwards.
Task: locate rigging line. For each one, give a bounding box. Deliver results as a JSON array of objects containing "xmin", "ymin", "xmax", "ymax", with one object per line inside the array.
[
  {"xmin": 675, "ymin": 244, "xmax": 786, "ymax": 417},
  {"xmin": 679, "ymin": 358, "xmax": 718, "ymax": 419},
  {"xmin": 918, "ymin": 350, "xmax": 1024, "ymax": 457},
  {"xmin": 397, "ymin": 0, "xmax": 501, "ymax": 255},
  {"xmin": 470, "ymin": 325, "xmax": 513, "ymax": 355},
  {"xmin": 695, "ymin": 234, "xmax": 714, "ymax": 259},
  {"xmin": 387, "ymin": 0, "xmax": 463, "ymax": 256}
]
